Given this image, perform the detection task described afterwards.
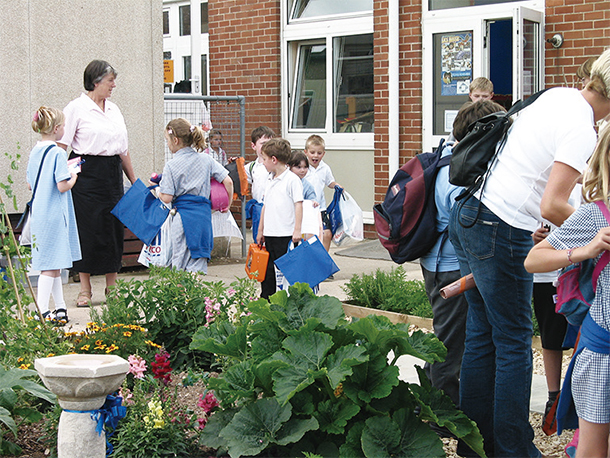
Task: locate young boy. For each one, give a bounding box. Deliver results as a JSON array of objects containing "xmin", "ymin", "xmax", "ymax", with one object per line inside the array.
[
  {"xmin": 245, "ymin": 126, "xmax": 276, "ymax": 241},
  {"xmin": 257, "ymin": 138, "xmax": 303, "ymax": 299},
  {"xmin": 469, "ymin": 77, "xmax": 494, "ymax": 102},
  {"xmin": 303, "ymin": 134, "xmax": 340, "ymax": 252}
]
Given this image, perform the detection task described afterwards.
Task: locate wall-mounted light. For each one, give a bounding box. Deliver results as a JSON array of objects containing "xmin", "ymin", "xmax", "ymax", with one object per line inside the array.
[{"xmin": 547, "ymin": 33, "xmax": 564, "ymax": 48}]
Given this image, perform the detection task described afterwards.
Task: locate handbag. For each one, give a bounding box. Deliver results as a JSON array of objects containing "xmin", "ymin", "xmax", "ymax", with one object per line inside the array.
[
  {"xmin": 111, "ymin": 178, "xmax": 170, "ymax": 246},
  {"xmin": 18, "ymin": 145, "xmax": 55, "ymax": 246},
  {"xmin": 274, "ymin": 236, "xmax": 339, "ymax": 288},
  {"xmin": 245, "ymin": 243, "xmax": 269, "ymax": 281}
]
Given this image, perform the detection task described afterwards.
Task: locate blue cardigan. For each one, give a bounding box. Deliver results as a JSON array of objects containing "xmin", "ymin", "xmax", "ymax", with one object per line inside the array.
[{"xmin": 173, "ymin": 194, "xmax": 213, "ymax": 259}]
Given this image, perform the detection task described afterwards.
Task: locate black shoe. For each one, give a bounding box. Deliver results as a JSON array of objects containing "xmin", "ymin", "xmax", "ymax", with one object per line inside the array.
[
  {"xmin": 324, "ymin": 274, "xmax": 335, "ymax": 282},
  {"xmin": 34, "ymin": 310, "xmax": 51, "ymax": 321},
  {"xmin": 52, "ymin": 308, "xmax": 69, "ymax": 325}
]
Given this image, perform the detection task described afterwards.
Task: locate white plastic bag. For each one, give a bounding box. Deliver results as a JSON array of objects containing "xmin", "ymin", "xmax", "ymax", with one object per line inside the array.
[
  {"xmin": 332, "ymin": 190, "xmax": 364, "ymax": 245},
  {"xmin": 138, "ymin": 216, "xmax": 172, "ymax": 267}
]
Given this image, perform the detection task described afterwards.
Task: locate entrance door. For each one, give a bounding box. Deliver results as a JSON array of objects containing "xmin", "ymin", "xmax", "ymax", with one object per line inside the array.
[{"xmin": 422, "ymin": 3, "xmax": 544, "ymax": 152}]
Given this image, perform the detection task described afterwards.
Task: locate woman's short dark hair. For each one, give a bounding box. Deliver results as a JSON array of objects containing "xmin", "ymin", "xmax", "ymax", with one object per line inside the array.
[{"xmin": 84, "ymin": 60, "xmax": 117, "ymax": 91}]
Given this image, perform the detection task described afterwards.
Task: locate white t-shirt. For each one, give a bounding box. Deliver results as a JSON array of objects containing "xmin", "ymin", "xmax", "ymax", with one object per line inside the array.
[
  {"xmin": 482, "ymin": 87, "xmax": 596, "ymax": 232},
  {"xmin": 246, "ymin": 159, "xmax": 270, "ymax": 202},
  {"xmin": 262, "ymin": 169, "xmax": 304, "ymax": 236},
  {"xmin": 61, "ymin": 93, "xmax": 128, "ymax": 157},
  {"xmin": 304, "ymin": 160, "xmax": 335, "ymax": 210}
]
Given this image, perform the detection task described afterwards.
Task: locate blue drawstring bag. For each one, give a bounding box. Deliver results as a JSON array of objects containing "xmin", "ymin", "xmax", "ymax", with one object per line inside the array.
[{"xmin": 326, "ymin": 186, "xmax": 343, "ymax": 235}]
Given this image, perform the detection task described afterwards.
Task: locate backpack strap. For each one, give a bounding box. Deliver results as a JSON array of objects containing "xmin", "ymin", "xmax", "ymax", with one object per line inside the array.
[{"xmin": 592, "ymin": 201, "xmax": 610, "ymax": 290}]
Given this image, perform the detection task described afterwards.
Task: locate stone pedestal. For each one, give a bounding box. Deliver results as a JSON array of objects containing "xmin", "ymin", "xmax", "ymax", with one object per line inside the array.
[{"xmin": 35, "ymin": 354, "xmax": 129, "ymax": 458}]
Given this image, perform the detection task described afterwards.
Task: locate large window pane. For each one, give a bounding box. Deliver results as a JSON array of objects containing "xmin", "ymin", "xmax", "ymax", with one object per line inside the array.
[
  {"xmin": 291, "ymin": 0, "xmax": 372, "ymax": 20},
  {"xmin": 334, "ymin": 34, "xmax": 374, "ymax": 133},
  {"xmin": 201, "ymin": 2, "xmax": 209, "ymax": 34},
  {"xmin": 291, "ymin": 43, "xmax": 326, "ymax": 129},
  {"xmin": 201, "ymin": 54, "xmax": 208, "ymax": 95},
  {"xmin": 183, "ymin": 55, "xmax": 191, "ymax": 82},
  {"xmin": 163, "ymin": 10, "xmax": 169, "ymax": 35},
  {"xmin": 180, "ymin": 5, "xmax": 190, "ymax": 36}
]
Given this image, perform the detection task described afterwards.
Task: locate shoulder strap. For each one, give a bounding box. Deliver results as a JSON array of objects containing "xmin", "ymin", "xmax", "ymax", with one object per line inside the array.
[
  {"xmin": 506, "ymin": 88, "xmax": 549, "ymax": 117},
  {"xmin": 31, "ymin": 145, "xmax": 55, "ymax": 201},
  {"xmin": 591, "ymin": 201, "xmax": 610, "ymax": 290}
]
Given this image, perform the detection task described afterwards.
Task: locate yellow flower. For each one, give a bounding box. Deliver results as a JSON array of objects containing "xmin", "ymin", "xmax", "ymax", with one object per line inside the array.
[
  {"xmin": 94, "ymin": 344, "xmax": 106, "ymax": 350},
  {"xmin": 145, "ymin": 340, "xmax": 162, "ymax": 349},
  {"xmin": 17, "ymin": 357, "xmax": 24, "ymax": 362},
  {"xmin": 19, "ymin": 364, "xmax": 31, "ymax": 370},
  {"xmin": 47, "ymin": 353, "xmax": 55, "ymax": 358},
  {"xmin": 153, "ymin": 419, "xmax": 165, "ymax": 429},
  {"xmin": 95, "ymin": 340, "xmax": 104, "ymax": 346},
  {"xmin": 105, "ymin": 344, "xmax": 119, "ymax": 353},
  {"xmin": 123, "ymin": 331, "xmax": 132, "ymax": 338},
  {"xmin": 80, "ymin": 345, "xmax": 90, "ymax": 351}
]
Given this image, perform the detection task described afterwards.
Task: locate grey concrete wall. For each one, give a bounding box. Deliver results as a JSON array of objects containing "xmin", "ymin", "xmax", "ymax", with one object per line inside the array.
[{"xmin": 0, "ymin": 0, "xmax": 164, "ymax": 211}]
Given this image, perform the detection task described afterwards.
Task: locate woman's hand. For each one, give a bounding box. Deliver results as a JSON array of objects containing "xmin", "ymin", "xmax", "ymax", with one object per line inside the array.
[{"xmin": 532, "ymin": 226, "xmax": 549, "ymax": 245}]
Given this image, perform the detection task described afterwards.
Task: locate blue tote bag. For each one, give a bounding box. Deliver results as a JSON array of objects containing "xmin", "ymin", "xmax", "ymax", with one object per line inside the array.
[
  {"xmin": 274, "ymin": 236, "xmax": 339, "ymax": 288},
  {"xmin": 111, "ymin": 178, "xmax": 170, "ymax": 246}
]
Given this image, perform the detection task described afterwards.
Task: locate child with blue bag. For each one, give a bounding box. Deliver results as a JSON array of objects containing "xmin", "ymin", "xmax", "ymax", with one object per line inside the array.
[
  {"xmin": 525, "ymin": 125, "xmax": 610, "ymax": 458},
  {"xmin": 28, "ymin": 107, "xmax": 81, "ymax": 323},
  {"xmin": 158, "ymin": 118, "xmax": 233, "ymax": 273}
]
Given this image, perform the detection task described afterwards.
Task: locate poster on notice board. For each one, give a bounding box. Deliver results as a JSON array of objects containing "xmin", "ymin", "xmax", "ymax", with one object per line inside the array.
[{"xmin": 440, "ymin": 32, "xmax": 472, "ymax": 96}]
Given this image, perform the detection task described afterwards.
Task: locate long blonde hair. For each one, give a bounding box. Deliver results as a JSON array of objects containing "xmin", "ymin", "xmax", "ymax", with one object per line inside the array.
[
  {"xmin": 582, "ymin": 123, "xmax": 610, "ymax": 205},
  {"xmin": 166, "ymin": 118, "xmax": 207, "ymax": 152}
]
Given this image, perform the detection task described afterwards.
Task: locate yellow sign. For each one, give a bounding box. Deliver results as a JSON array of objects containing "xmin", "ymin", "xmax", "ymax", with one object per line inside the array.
[{"xmin": 164, "ymin": 60, "xmax": 174, "ymax": 84}]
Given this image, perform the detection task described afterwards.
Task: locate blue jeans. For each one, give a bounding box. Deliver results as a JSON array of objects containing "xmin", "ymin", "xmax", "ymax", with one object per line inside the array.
[{"xmin": 449, "ymin": 197, "xmax": 540, "ymax": 458}]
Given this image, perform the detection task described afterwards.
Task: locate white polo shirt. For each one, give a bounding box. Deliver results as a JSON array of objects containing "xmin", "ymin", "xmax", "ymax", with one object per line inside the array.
[
  {"xmin": 61, "ymin": 93, "xmax": 128, "ymax": 156},
  {"xmin": 304, "ymin": 160, "xmax": 335, "ymax": 210},
  {"xmin": 262, "ymin": 169, "xmax": 304, "ymax": 237},
  {"xmin": 246, "ymin": 159, "xmax": 270, "ymax": 202}
]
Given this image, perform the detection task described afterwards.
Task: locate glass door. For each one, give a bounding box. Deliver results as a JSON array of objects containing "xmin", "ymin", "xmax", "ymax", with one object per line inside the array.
[{"xmin": 513, "ymin": 6, "xmax": 544, "ymax": 101}]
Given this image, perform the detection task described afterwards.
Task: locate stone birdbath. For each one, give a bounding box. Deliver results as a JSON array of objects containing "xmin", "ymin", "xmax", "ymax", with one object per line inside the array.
[{"xmin": 35, "ymin": 354, "xmax": 129, "ymax": 458}]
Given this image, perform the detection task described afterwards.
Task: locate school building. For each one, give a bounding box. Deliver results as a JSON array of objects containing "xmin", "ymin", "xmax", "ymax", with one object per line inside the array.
[{"xmin": 162, "ymin": 0, "xmax": 610, "ymax": 235}]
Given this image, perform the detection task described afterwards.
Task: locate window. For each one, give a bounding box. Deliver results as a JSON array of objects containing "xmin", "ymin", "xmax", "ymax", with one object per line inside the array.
[
  {"xmin": 291, "ymin": 43, "xmax": 326, "ymax": 129},
  {"xmin": 428, "ymin": 0, "xmax": 520, "ymax": 10},
  {"xmin": 201, "ymin": 2, "xmax": 209, "ymax": 34},
  {"xmin": 163, "ymin": 10, "xmax": 170, "ymax": 35},
  {"xmin": 180, "ymin": 5, "xmax": 190, "ymax": 36},
  {"xmin": 201, "ymin": 54, "xmax": 208, "ymax": 95},
  {"xmin": 290, "ymin": 0, "xmax": 372, "ymax": 20},
  {"xmin": 183, "ymin": 56, "xmax": 191, "ymax": 82}
]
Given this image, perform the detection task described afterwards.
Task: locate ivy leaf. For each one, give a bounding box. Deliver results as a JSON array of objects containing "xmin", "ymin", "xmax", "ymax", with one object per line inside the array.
[
  {"xmin": 342, "ymin": 352, "xmax": 399, "ymax": 404},
  {"xmin": 190, "ymin": 320, "xmax": 247, "ymax": 359},
  {"xmin": 339, "ymin": 421, "xmax": 366, "ymax": 458},
  {"xmin": 314, "ymin": 399, "xmax": 361, "ymax": 435},
  {"xmin": 220, "ymin": 397, "xmax": 292, "ymax": 457},
  {"xmin": 200, "ymin": 408, "xmax": 237, "ymax": 449},
  {"xmin": 410, "ymin": 367, "xmax": 485, "ymax": 457},
  {"xmin": 325, "ymin": 344, "xmax": 369, "ymax": 389},
  {"xmin": 361, "ymin": 409, "xmax": 444, "ymax": 458}
]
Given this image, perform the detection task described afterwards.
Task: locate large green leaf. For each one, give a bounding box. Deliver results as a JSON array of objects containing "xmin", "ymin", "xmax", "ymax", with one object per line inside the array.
[
  {"xmin": 0, "ymin": 367, "xmax": 55, "ymax": 405},
  {"xmin": 314, "ymin": 399, "xmax": 361, "ymax": 435},
  {"xmin": 189, "ymin": 320, "xmax": 247, "ymax": 359},
  {"xmin": 273, "ymin": 364, "xmax": 323, "ymax": 405},
  {"xmin": 199, "ymin": 408, "xmax": 237, "ymax": 449},
  {"xmin": 0, "ymin": 389, "xmax": 17, "ymax": 410},
  {"xmin": 325, "ymin": 344, "xmax": 369, "ymax": 389},
  {"xmin": 342, "ymin": 352, "xmax": 399, "ymax": 404},
  {"xmin": 220, "ymin": 397, "xmax": 292, "ymax": 457},
  {"xmin": 410, "ymin": 367, "xmax": 486, "ymax": 457},
  {"xmin": 222, "ymin": 360, "xmax": 256, "ymax": 399},
  {"xmin": 250, "ymin": 324, "xmax": 286, "ymax": 362},
  {"xmin": 283, "ymin": 330, "xmax": 334, "ymax": 370},
  {"xmin": 248, "ymin": 298, "xmax": 287, "ymax": 324},
  {"xmin": 396, "ymin": 330, "xmax": 447, "ymax": 364},
  {"xmin": 290, "ymin": 391, "xmax": 315, "ymax": 416},
  {"xmin": 254, "ymin": 359, "xmax": 288, "ymax": 394},
  {"xmin": 361, "ymin": 410, "xmax": 444, "ymax": 458},
  {"xmin": 275, "ymin": 416, "xmax": 319, "ymax": 446},
  {"xmin": 339, "ymin": 422, "xmax": 367, "ymax": 458},
  {"xmin": 0, "ymin": 405, "xmax": 17, "ymax": 436}
]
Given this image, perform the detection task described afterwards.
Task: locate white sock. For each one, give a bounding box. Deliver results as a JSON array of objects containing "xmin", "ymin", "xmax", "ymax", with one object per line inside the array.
[
  {"xmin": 37, "ymin": 275, "xmax": 54, "ymax": 315},
  {"xmin": 51, "ymin": 276, "xmax": 66, "ymax": 311}
]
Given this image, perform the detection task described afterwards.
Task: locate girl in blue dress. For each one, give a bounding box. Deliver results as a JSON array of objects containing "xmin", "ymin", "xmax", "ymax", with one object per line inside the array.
[
  {"xmin": 525, "ymin": 125, "xmax": 610, "ymax": 458},
  {"xmin": 28, "ymin": 107, "xmax": 81, "ymax": 323}
]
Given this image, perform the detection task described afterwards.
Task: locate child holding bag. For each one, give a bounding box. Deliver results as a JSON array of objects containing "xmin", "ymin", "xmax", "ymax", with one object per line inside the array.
[
  {"xmin": 158, "ymin": 118, "xmax": 233, "ymax": 273},
  {"xmin": 28, "ymin": 107, "xmax": 80, "ymax": 323},
  {"xmin": 525, "ymin": 125, "xmax": 610, "ymax": 458}
]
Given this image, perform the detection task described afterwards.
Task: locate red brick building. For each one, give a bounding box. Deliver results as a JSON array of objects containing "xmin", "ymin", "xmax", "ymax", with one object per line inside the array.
[{"xmin": 205, "ymin": 0, "xmax": 610, "ymax": 235}]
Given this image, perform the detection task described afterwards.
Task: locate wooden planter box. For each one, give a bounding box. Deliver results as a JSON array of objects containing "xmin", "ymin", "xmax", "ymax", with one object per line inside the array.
[{"xmin": 342, "ymin": 302, "xmax": 542, "ymax": 351}]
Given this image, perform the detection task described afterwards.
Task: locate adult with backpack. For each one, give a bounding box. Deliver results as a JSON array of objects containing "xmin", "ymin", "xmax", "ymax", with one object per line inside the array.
[
  {"xmin": 419, "ymin": 100, "xmax": 506, "ymax": 416},
  {"xmin": 449, "ymin": 50, "xmax": 610, "ymax": 458}
]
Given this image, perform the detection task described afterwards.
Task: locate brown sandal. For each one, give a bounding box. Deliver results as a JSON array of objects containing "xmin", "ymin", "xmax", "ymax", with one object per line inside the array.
[{"xmin": 76, "ymin": 290, "xmax": 92, "ymax": 307}]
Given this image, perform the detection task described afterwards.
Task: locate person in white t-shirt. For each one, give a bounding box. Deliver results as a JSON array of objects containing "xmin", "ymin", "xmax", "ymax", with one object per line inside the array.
[
  {"xmin": 256, "ymin": 138, "xmax": 303, "ymax": 299},
  {"xmin": 245, "ymin": 126, "xmax": 275, "ymax": 242},
  {"xmin": 303, "ymin": 135, "xmax": 341, "ymax": 252},
  {"xmin": 448, "ymin": 50, "xmax": 610, "ymax": 458}
]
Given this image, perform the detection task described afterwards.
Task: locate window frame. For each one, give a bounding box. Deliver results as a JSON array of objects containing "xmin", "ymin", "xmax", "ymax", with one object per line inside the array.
[{"xmin": 179, "ymin": 4, "xmax": 190, "ymax": 36}]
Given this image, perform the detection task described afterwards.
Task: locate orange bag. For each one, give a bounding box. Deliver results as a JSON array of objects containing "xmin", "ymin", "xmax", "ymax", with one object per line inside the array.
[{"xmin": 245, "ymin": 243, "xmax": 269, "ymax": 282}]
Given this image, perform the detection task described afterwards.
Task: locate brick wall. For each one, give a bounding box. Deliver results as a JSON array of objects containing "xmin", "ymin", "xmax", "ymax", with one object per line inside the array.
[
  {"xmin": 209, "ymin": 0, "xmax": 282, "ymax": 162},
  {"xmin": 544, "ymin": 0, "xmax": 610, "ymax": 87}
]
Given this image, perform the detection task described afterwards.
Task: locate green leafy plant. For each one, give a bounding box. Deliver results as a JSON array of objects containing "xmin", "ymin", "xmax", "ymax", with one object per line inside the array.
[
  {"xmin": 96, "ymin": 266, "xmax": 258, "ymax": 370},
  {"xmin": 190, "ymin": 283, "xmax": 485, "ymax": 458},
  {"xmin": 0, "ymin": 366, "xmax": 56, "ymax": 456},
  {"xmin": 343, "ymin": 266, "xmax": 433, "ymax": 317}
]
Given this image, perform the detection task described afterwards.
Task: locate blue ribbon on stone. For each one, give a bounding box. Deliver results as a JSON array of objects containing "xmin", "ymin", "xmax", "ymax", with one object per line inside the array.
[{"xmin": 64, "ymin": 394, "xmax": 127, "ymax": 456}]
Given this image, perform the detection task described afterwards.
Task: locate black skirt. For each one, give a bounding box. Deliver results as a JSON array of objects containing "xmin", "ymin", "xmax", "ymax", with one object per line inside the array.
[{"xmin": 69, "ymin": 153, "xmax": 124, "ymax": 274}]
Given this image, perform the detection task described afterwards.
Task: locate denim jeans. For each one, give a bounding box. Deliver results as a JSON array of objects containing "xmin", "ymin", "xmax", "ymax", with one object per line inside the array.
[{"xmin": 449, "ymin": 197, "xmax": 540, "ymax": 458}]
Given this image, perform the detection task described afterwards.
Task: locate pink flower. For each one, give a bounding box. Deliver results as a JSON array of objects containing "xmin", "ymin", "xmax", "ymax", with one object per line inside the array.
[
  {"xmin": 198, "ymin": 391, "xmax": 220, "ymax": 413},
  {"xmin": 127, "ymin": 354, "xmax": 147, "ymax": 379},
  {"xmin": 197, "ymin": 417, "xmax": 207, "ymax": 430},
  {"xmin": 202, "ymin": 121, "xmax": 212, "ymax": 132},
  {"xmin": 119, "ymin": 386, "xmax": 134, "ymax": 405}
]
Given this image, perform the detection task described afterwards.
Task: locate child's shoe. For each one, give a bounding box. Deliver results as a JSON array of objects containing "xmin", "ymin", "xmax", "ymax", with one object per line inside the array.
[
  {"xmin": 34, "ymin": 310, "xmax": 52, "ymax": 321},
  {"xmin": 52, "ymin": 308, "xmax": 69, "ymax": 325}
]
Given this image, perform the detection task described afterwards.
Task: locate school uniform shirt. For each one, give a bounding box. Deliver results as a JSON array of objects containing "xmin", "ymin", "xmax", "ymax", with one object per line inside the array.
[
  {"xmin": 262, "ymin": 169, "xmax": 304, "ymax": 237},
  {"xmin": 304, "ymin": 160, "xmax": 335, "ymax": 211},
  {"xmin": 246, "ymin": 159, "xmax": 270, "ymax": 202},
  {"xmin": 60, "ymin": 93, "xmax": 128, "ymax": 157}
]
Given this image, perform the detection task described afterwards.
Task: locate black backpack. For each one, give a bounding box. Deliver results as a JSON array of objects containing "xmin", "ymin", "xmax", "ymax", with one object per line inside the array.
[{"xmin": 373, "ymin": 139, "xmax": 451, "ymax": 264}]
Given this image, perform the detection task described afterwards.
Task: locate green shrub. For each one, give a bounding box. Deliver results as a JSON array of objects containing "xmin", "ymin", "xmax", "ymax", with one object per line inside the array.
[
  {"xmin": 342, "ymin": 266, "xmax": 432, "ymax": 317},
  {"xmin": 190, "ymin": 283, "xmax": 485, "ymax": 458}
]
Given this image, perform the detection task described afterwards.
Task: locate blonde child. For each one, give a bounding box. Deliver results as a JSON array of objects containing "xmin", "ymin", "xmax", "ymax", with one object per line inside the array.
[
  {"xmin": 257, "ymin": 138, "xmax": 303, "ymax": 299},
  {"xmin": 159, "ymin": 118, "xmax": 233, "ymax": 274},
  {"xmin": 28, "ymin": 107, "xmax": 80, "ymax": 323},
  {"xmin": 469, "ymin": 77, "xmax": 494, "ymax": 102},
  {"xmin": 303, "ymin": 134, "xmax": 341, "ymax": 252},
  {"xmin": 245, "ymin": 126, "xmax": 275, "ymax": 241},
  {"xmin": 525, "ymin": 124, "xmax": 610, "ymax": 458}
]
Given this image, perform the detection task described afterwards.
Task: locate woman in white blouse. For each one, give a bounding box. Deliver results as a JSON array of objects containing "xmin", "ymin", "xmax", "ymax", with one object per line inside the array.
[{"xmin": 59, "ymin": 60, "xmax": 137, "ymax": 306}]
